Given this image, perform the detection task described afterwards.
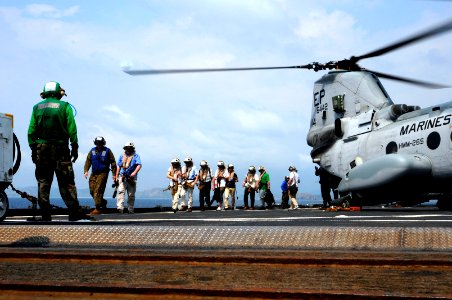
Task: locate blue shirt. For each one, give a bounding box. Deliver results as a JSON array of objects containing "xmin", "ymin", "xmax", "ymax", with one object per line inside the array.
[
  {"xmin": 118, "ymin": 152, "xmax": 142, "ymax": 178},
  {"xmin": 281, "ymin": 180, "xmax": 288, "ymax": 192}
]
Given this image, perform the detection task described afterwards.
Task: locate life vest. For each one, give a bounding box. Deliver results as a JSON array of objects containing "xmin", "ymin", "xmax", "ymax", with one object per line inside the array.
[
  {"xmin": 121, "ymin": 154, "xmax": 134, "ymax": 175},
  {"xmin": 91, "ymin": 147, "xmax": 110, "ymax": 173}
]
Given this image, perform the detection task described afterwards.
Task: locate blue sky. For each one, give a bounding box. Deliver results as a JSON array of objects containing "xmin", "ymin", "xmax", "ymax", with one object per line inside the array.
[{"xmin": 1, "ymin": 0, "xmax": 451, "ymax": 196}]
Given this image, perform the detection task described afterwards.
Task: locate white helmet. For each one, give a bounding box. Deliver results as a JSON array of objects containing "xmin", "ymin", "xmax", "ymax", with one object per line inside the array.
[
  {"xmin": 248, "ymin": 166, "xmax": 255, "ymax": 172},
  {"xmin": 184, "ymin": 156, "xmax": 193, "ymax": 163},
  {"xmin": 258, "ymin": 165, "xmax": 265, "ymax": 172},
  {"xmin": 123, "ymin": 141, "xmax": 135, "ymax": 149},
  {"xmin": 217, "ymin": 161, "xmax": 225, "ymax": 167},
  {"xmin": 200, "ymin": 160, "xmax": 207, "ymax": 166},
  {"xmin": 93, "ymin": 136, "xmax": 106, "ymax": 146},
  {"xmin": 228, "ymin": 163, "xmax": 234, "ymax": 169},
  {"xmin": 171, "ymin": 158, "xmax": 180, "ymax": 164}
]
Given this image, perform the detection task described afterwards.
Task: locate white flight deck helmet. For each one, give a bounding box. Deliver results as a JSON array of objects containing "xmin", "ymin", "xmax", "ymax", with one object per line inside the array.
[
  {"xmin": 200, "ymin": 160, "xmax": 208, "ymax": 166},
  {"xmin": 184, "ymin": 156, "xmax": 193, "ymax": 163},
  {"xmin": 171, "ymin": 158, "xmax": 180, "ymax": 164},
  {"xmin": 248, "ymin": 166, "xmax": 256, "ymax": 172},
  {"xmin": 123, "ymin": 141, "xmax": 135, "ymax": 150},
  {"xmin": 40, "ymin": 81, "xmax": 67, "ymax": 99},
  {"xmin": 228, "ymin": 163, "xmax": 234, "ymax": 169},
  {"xmin": 94, "ymin": 136, "xmax": 106, "ymax": 146},
  {"xmin": 217, "ymin": 161, "xmax": 225, "ymax": 167}
]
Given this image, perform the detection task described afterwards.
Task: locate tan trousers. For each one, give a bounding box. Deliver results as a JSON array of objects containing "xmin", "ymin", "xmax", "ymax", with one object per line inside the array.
[
  {"xmin": 224, "ymin": 187, "xmax": 236, "ymax": 209},
  {"xmin": 172, "ymin": 184, "xmax": 183, "ymax": 210},
  {"xmin": 117, "ymin": 176, "xmax": 136, "ymax": 210}
]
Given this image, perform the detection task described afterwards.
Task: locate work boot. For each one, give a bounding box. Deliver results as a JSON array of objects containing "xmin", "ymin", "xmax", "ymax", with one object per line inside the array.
[
  {"xmin": 27, "ymin": 215, "xmax": 52, "ymax": 222},
  {"xmin": 101, "ymin": 199, "xmax": 108, "ymax": 210},
  {"xmin": 27, "ymin": 209, "xmax": 52, "ymax": 222},
  {"xmin": 68, "ymin": 211, "xmax": 92, "ymax": 221},
  {"xmin": 89, "ymin": 208, "xmax": 102, "ymax": 215}
]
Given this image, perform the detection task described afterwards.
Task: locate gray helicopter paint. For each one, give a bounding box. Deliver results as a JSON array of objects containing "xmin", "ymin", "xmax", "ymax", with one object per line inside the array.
[
  {"xmin": 337, "ymin": 154, "xmax": 432, "ymax": 192},
  {"xmin": 309, "ymin": 71, "xmax": 452, "ymax": 202}
]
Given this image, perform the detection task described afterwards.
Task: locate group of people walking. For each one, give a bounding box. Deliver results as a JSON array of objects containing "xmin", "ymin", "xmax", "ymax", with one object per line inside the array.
[
  {"xmin": 27, "ymin": 81, "xmax": 141, "ymax": 221},
  {"xmin": 166, "ymin": 158, "xmax": 300, "ymax": 212},
  {"xmin": 27, "ymin": 80, "xmax": 309, "ymax": 221}
]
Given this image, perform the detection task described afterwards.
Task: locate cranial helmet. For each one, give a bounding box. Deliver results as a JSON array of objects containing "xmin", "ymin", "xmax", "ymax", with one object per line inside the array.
[
  {"xmin": 123, "ymin": 141, "xmax": 135, "ymax": 149},
  {"xmin": 184, "ymin": 156, "xmax": 193, "ymax": 163},
  {"xmin": 288, "ymin": 166, "xmax": 294, "ymax": 171},
  {"xmin": 217, "ymin": 161, "xmax": 225, "ymax": 167},
  {"xmin": 258, "ymin": 166, "xmax": 265, "ymax": 172},
  {"xmin": 40, "ymin": 81, "xmax": 66, "ymax": 99},
  {"xmin": 248, "ymin": 166, "xmax": 255, "ymax": 172},
  {"xmin": 228, "ymin": 164, "xmax": 234, "ymax": 169},
  {"xmin": 200, "ymin": 160, "xmax": 207, "ymax": 166},
  {"xmin": 171, "ymin": 158, "xmax": 180, "ymax": 164},
  {"xmin": 94, "ymin": 136, "xmax": 106, "ymax": 146}
]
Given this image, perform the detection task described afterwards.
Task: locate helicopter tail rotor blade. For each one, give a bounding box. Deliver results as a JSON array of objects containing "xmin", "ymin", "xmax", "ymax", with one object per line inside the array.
[
  {"xmin": 124, "ymin": 65, "xmax": 314, "ymax": 75},
  {"xmin": 353, "ymin": 18, "xmax": 452, "ymax": 62},
  {"xmin": 367, "ymin": 69, "xmax": 450, "ymax": 89}
]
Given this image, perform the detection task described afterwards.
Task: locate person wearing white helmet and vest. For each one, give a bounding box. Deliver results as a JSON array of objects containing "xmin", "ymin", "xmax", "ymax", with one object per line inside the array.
[
  {"xmin": 212, "ymin": 161, "xmax": 227, "ymax": 211},
  {"xmin": 242, "ymin": 166, "xmax": 259, "ymax": 210},
  {"xmin": 84, "ymin": 136, "xmax": 117, "ymax": 215},
  {"xmin": 197, "ymin": 160, "xmax": 212, "ymax": 211},
  {"xmin": 181, "ymin": 156, "xmax": 198, "ymax": 212},
  {"xmin": 288, "ymin": 166, "xmax": 299, "ymax": 210},
  {"xmin": 115, "ymin": 142, "xmax": 142, "ymax": 214},
  {"xmin": 224, "ymin": 164, "xmax": 238, "ymax": 210},
  {"xmin": 166, "ymin": 158, "xmax": 183, "ymax": 213}
]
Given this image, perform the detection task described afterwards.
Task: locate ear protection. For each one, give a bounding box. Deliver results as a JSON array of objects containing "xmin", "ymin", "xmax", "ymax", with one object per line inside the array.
[{"xmin": 40, "ymin": 82, "xmax": 67, "ymax": 99}]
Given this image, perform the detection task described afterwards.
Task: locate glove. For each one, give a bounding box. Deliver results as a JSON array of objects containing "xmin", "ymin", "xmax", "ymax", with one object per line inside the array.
[
  {"xmin": 31, "ymin": 145, "xmax": 37, "ymax": 164},
  {"xmin": 70, "ymin": 143, "xmax": 79, "ymax": 163}
]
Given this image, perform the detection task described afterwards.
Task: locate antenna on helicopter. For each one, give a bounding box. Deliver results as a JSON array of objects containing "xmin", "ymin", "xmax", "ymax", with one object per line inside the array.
[{"xmin": 124, "ymin": 18, "xmax": 452, "ymax": 89}]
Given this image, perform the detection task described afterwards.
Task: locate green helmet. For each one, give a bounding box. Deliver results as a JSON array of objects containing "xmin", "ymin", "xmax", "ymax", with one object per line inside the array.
[{"xmin": 40, "ymin": 81, "xmax": 67, "ymax": 99}]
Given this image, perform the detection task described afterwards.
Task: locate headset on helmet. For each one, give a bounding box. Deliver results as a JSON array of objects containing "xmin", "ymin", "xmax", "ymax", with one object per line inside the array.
[
  {"xmin": 93, "ymin": 136, "xmax": 106, "ymax": 146},
  {"xmin": 248, "ymin": 166, "xmax": 256, "ymax": 172},
  {"xmin": 200, "ymin": 160, "xmax": 207, "ymax": 166},
  {"xmin": 288, "ymin": 166, "xmax": 294, "ymax": 171},
  {"xmin": 258, "ymin": 166, "xmax": 265, "ymax": 172},
  {"xmin": 228, "ymin": 163, "xmax": 234, "ymax": 168},
  {"xmin": 123, "ymin": 141, "xmax": 135, "ymax": 149},
  {"xmin": 171, "ymin": 158, "xmax": 180, "ymax": 164},
  {"xmin": 217, "ymin": 161, "xmax": 225, "ymax": 167},
  {"xmin": 184, "ymin": 156, "xmax": 193, "ymax": 163},
  {"xmin": 40, "ymin": 81, "xmax": 66, "ymax": 99}
]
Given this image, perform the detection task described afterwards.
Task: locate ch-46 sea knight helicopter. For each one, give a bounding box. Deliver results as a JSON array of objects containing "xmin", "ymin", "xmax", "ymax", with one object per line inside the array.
[{"xmin": 125, "ymin": 19, "xmax": 452, "ymax": 210}]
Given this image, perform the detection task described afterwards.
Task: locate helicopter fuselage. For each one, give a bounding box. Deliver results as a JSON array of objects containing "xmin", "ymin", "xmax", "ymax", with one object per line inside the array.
[{"xmin": 309, "ymin": 71, "xmax": 452, "ymax": 206}]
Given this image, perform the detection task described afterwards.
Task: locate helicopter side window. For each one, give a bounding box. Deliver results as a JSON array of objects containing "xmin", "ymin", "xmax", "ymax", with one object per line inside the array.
[
  {"xmin": 386, "ymin": 141, "xmax": 398, "ymax": 154},
  {"xmin": 332, "ymin": 95, "xmax": 345, "ymax": 113}
]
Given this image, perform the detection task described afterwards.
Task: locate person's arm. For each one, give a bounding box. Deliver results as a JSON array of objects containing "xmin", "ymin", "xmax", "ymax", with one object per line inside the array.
[
  {"xmin": 65, "ymin": 102, "xmax": 78, "ymax": 145},
  {"xmin": 115, "ymin": 156, "xmax": 122, "ymax": 179},
  {"xmin": 83, "ymin": 151, "xmax": 92, "ymax": 178},
  {"xmin": 109, "ymin": 151, "xmax": 117, "ymax": 181},
  {"xmin": 131, "ymin": 164, "xmax": 141, "ymax": 178}
]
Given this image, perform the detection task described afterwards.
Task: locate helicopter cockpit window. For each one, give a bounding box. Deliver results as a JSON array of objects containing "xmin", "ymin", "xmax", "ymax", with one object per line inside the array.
[
  {"xmin": 372, "ymin": 75, "xmax": 390, "ymax": 99},
  {"xmin": 332, "ymin": 95, "xmax": 345, "ymax": 113}
]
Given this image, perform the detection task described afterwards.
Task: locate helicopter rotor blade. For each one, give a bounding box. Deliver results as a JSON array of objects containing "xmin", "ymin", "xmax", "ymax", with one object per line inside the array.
[
  {"xmin": 124, "ymin": 65, "xmax": 314, "ymax": 75},
  {"xmin": 353, "ymin": 18, "xmax": 452, "ymax": 62},
  {"xmin": 367, "ymin": 69, "xmax": 450, "ymax": 89}
]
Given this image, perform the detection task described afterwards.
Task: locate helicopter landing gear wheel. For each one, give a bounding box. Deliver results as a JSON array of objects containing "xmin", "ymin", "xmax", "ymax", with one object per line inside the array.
[{"xmin": 0, "ymin": 191, "xmax": 9, "ymax": 222}]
